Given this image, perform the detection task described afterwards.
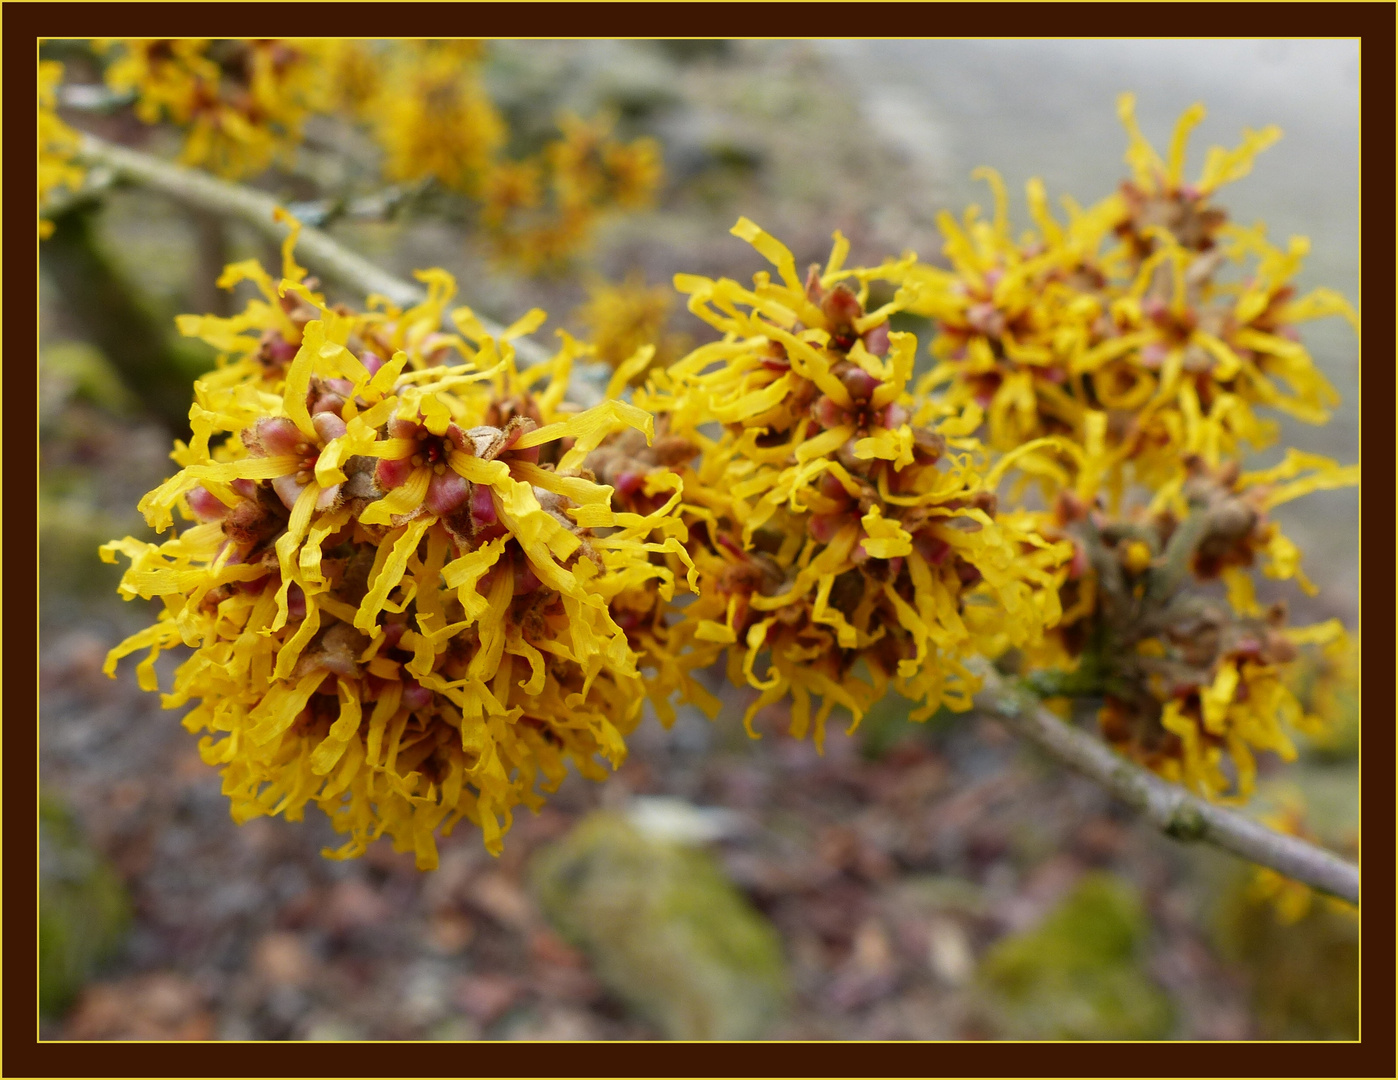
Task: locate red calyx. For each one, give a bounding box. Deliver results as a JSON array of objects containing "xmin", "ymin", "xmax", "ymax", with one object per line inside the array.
[
  {"xmin": 401, "ymin": 680, "xmax": 433, "ymax": 712},
  {"xmin": 821, "ymin": 284, "xmax": 863, "ymax": 337},
  {"xmin": 186, "ymin": 486, "xmax": 230, "ymax": 521},
  {"xmin": 469, "ymin": 484, "xmax": 498, "ymax": 530},
  {"xmin": 841, "ymin": 366, "xmax": 880, "ymax": 404},
  {"xmin": 374, "ymin": 455, "xmax": 416, "ymax": 491},
  {"xmin": 813, "ymin": 395, "xmax": 848, "ymax": 430},
  {"xmin": 426, "ymin": 471, "xmax": 471, "ymax": 517},
  {"xmin": 808, "ymin": 513, "xmax": 844, "ymax": 544},
  {"xmin": 862, "ymin": 322, "xmax": 890, "ymax": 357}
]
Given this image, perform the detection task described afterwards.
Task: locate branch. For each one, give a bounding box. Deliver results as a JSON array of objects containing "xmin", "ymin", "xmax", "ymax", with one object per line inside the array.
[
  {"xmin": 1145, "ymin": 505, "xmax": 1209, "ymax": 604},
  {"xmin": 283, "ymin": 179, "xmax": 432, "ymax": 231},
  {"xmin": 69, "ymin": 133, "xmax": 553, "ymax": 368},
  {"xmin": 972, "ymin": 662, "xmax": 1359, "ymax": 906},
  {"xmin": 58, "ymin": 83, "xmax": 136, "ymax": 113}
]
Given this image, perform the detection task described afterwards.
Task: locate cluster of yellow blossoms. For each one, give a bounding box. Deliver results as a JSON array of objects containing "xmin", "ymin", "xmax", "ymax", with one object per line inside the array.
[
  {"xmin": 921, "ymin": 99, "xmax": 1356, "ymax": 800},
  {"xmin": 101, "ymin": 95, "xmax": 1356, "ymax": 864},
  {"xmin": 893, "ymin": 94, "xmax": 1355, "ymax": 506},
  {"xmin": 361, "ymin": 40, "xmax": 502, "ymax": 196},
  {"xmin": 79, "ymin": 39, "xmax": 662, "ymax": 269},
  {"xmin": 98, "ymin": 39, "xmax": 321, "ymax": 179},
  {"xmin": 104, "ymin": 218, "xmax": 689, "ymax": 868},
  {"xmin": 635, "ymin": 221, "xmax": 1069, "ymax": 744},
  {"xmin": 104, "ymin": 215, "xmax": 1074, "ymax": 860},
  {"xmin": 481, "ymin": 111, "xmax": 663, "ymax": 274},
  {"xmin": 1034, "ymin": 453, "xmax": 1355, "ymax": 800}
]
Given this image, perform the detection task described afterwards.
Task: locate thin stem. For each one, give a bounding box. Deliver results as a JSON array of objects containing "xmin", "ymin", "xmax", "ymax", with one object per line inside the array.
[
  {"xmin": 69, "ymin": 133, "xmax": 553, "ymax": 367},
  {"xmin": 57, "ymin": 84, "xmax": 136, "ymax": 113},
  {"xmin": 284, "ymin": 180, "xmax": 428, "ymax": 230},
  {"xmin": 973, "ymin": 662, "xmax": 1359, "ymax": 906},
  {"xmin": 1146, "ymin": 506, "xmax": 1209, "ymax": 604}
]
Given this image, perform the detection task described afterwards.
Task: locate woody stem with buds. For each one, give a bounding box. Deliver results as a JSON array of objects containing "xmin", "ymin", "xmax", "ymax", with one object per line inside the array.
[
  {"xmin": 976, "ymin": 662, "xmax": 1359, "ymax": 905},
  {"xmin": 1146, "ymin": 505, "xmax": 1211, "ymax": 605},
  {"xmin": 69, "ymin": 133, "xmax": 1358, "ymax": 906}
]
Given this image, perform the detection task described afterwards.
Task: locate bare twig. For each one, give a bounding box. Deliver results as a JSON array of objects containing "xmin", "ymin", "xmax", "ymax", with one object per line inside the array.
[
  {"xmin": 57, "ymin": 83, "xmax": 136, "ymax": 113},
  {"xmin": 69, "ymin": 133, "xmax": 553, "ymax": 367},
  {"xmin": 284, "ymin": 180, "xmax": 428, "ymax": 230},
  {"xmin": 973, "ymin": 662, "xmax": 1359, "ymax": 906}
]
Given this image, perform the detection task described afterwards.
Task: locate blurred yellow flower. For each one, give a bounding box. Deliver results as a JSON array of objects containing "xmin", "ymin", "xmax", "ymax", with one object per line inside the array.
[
  {"xmin": 39, "ymin": 61, "xmax": 85, "ymax": 238},
  {"xmin": 1247, "ymin": 794, "xmax": 1356, "ymax": 923},
  {"xmin": 100, "ymin": 39, "xmax": 320, "ymax": 178},
  {"xmin": 483, "ymin": 113, "xmax": 664, "ymax": 273},
  {"xmin": 575, "ymin": 273, "xmax": 692, "ymax": 388},
  {"xmin": 371, "ymin": 41, "xmax": 504, "ymax": 195},
  {"xmin": 1031, "ymin": 455, "xmax": 1357, "ymax": 802}
]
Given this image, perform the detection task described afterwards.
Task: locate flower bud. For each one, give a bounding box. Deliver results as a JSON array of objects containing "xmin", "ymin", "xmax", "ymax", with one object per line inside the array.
[
  {"xmin": 311, "ymin": 392, "xmax": 347, "ymax": 416},
  {"xmin": 821, "ymin": 284, "xmax": 863, "ymax": 334},
  {"xmin": 807, "ymin": 395, "xmax": 844, "ymax": 431},
  {"xmin": 862, "ymin": 322, "xmax": 890, "ymax": 357},
  {"xmin": 425, "ymin": 471, "xmax": 470, "ymax": 517},
  {"xmin": 966, "ymin": 301, "xmax": 1005, "ymax": 338},
  {"xmin": 312, "ymin": 412, "xmax": 348, "ymax": 443},
  {"xmin": 374, "ymin": 455, "xmax": 416, "ymax": 491},
  {"xmin": 469, "ymin": 484, "xmax": 498, "ymax": 530},
  {"xmin": 272, "ymin": 474, "xmax": 307, "ymax": 511},
  {"xmin": 250, "ymin": 416, "xmax": 307, "ymax": 457},
  {"xmin": 286, "ymin": 582, "xmax": 307, "ymax": 622},
  {"xmin": 186, "ymin": 486, "xmax": 229, "ymax": 521},
  {"xmin": 840, "ymin": 365, "xmax": 880, "ymax": 403},
  {"xmin": 882, "ymin": 403, "xmax": 909, "ymax": 429},
  {"xmin": 808, "ymin": 513, "xmax": 844, "ymax": 544},
  {"xmin": 401, "ymin": 680, "xmax": 433, "ymax": 712}
]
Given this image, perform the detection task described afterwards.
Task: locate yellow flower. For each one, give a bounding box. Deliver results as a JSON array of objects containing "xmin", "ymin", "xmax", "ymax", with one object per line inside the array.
[
  {"xmin": 1283, "ymin": 620, "xmax": 1356, "ymax": 747},
  {"xmin": 173, "ymin": 210, "xmax": 320, "ymax": 394},
  {"xmin": 1031, "ymin": 453, "xmax": 1356, "ymax": 803},
  {"xmin": 1087, "ymin": 225, "xmax": 1348, "ymax": 492},
  {"xmin": 1247, "ymin": 794, "xmax": 1356, "ymax": 923},
  {"xmin": 100, "ymin": 39, "xmax": 320, "ymax": 178},
  {"xmin": 574, "ymin": 273, "xmax": 692, "ymax": 387},
  {"xmin": 639, "ymin": 219, "xmax": 1069, "ymax": 745},
  {"xmin": 370, "ymin": 42, "xmax": 505, "ymax": 195},
  {"xmin": 885, "ymin": 100, "xmax": 1354, "ymax": 516},
  {"xmin": 482, "ymin": 113, "xmax": 664, "ymax": 273},
  {"xmin": 105, "ymin": 242, "xmax": 688, "ymax": 868},
  {"xmin": 1112, "ymin": 93, "xmax": 1280, "ymax": 259},
  {"xmin": 892, "ymin": 168, "xmax": 1117, "ymax": 470},
  {"xmin": 481, "ymin": 159, "xmax": 544, "ymax": 230},
  {"xmin": 39, "ymin": 61, "xmax": 85, "ymax": 238},
  {"xmin": 1155, "ymin": 452, "xmax": 1358, "ymax": 601},
  {"xmin": 296, "ymin": 39, "xmax": 381, "ymax": 118}
]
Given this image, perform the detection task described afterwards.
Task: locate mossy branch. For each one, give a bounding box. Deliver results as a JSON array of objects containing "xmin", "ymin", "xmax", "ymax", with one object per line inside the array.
[
  {"xmin": 974, "ymin": 663, "xmax": 1359, "ymax": 906},
  {"xmin": 68, "ymin": 133, "xmax": 552, "ymax": 367}
]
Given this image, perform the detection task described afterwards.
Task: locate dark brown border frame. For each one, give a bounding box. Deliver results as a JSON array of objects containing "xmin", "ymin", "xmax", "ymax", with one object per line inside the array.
[{"xmin": 11, "ymin": 4, "xmax": 1393, "ymax": 1077}]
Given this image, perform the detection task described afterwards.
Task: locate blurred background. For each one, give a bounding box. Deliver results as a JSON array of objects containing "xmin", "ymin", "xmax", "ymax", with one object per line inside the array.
[{"xmin": 40, "ymin": 39, "xmax": 1358, "ymax": 1041}]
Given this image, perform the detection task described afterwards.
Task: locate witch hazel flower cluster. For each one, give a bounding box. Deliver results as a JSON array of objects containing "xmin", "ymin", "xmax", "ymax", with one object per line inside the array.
[{"xmin": 103, "ymin": 97, "xmax": 1357, "ymax": 866}]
